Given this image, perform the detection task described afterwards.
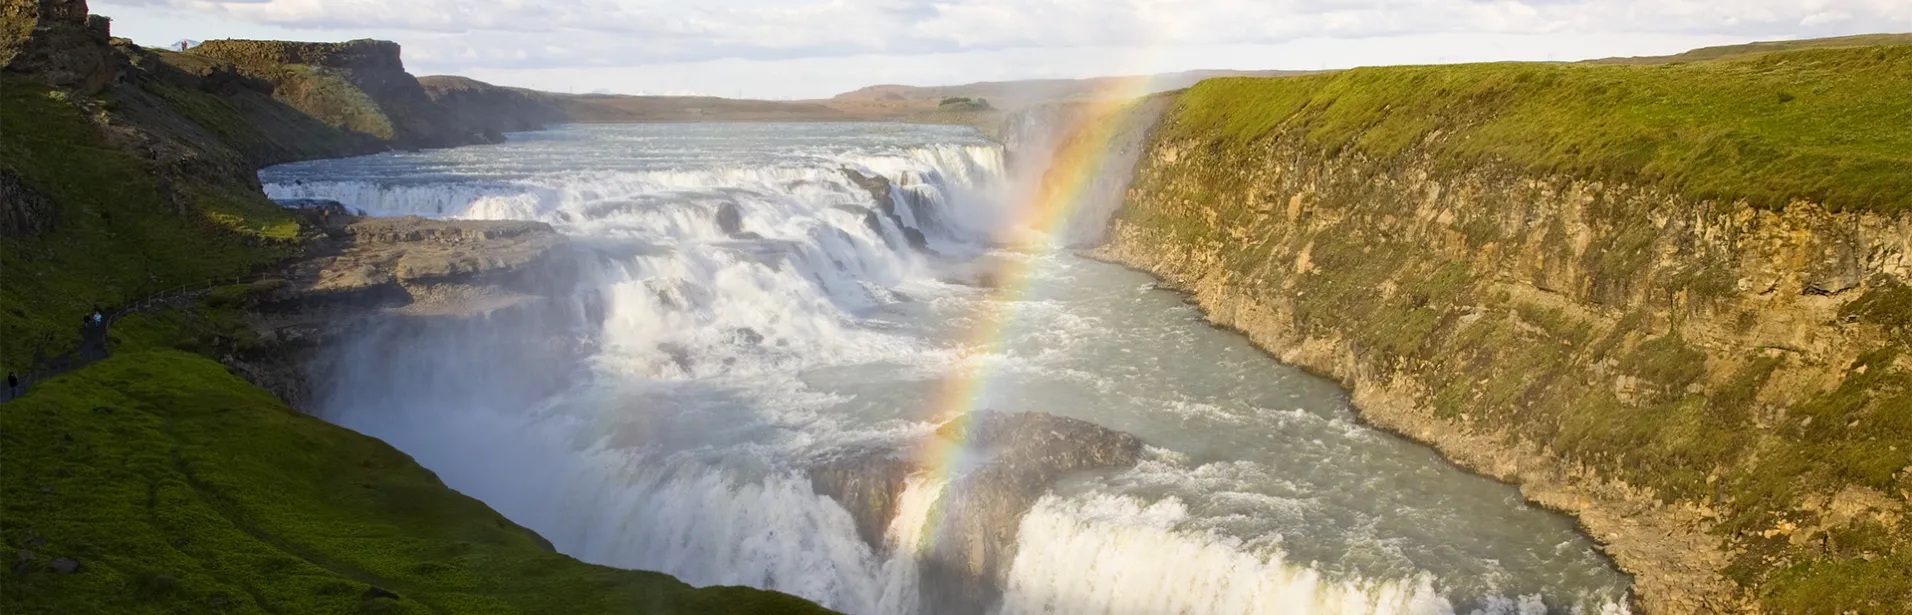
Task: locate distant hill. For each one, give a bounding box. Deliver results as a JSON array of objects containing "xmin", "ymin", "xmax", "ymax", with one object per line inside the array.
[
  {"xmin": 556, "ymin": 93, "xmax": 852, "ymax": 123},
  {"xmin": 833, "ymin": 69, "xmax": 1320, "ymax": 109},
  {"xmin": 418, "ymin": 33, "xmax": 1911, "ymax": 128},
  {"xmin": 1586, "ymin": 33, "xmax": 1912, "ymax": 65}
]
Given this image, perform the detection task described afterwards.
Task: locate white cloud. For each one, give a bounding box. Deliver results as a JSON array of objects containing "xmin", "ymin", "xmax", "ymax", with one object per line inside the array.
[
  {"xmin": 110, "ymin": 0, "xmax": 1912, "ymax": 66},
  {"xmin": 92, "ymin": 0, "xmax": 1912, "ymax": 98}
]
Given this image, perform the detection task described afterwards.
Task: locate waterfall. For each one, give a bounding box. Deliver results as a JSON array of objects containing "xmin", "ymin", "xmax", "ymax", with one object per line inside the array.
[
  {"xmin": 995, "ymin": 101, "xmax": 1171, "ymax": 247},
  {"xmin": 265, "ymin": 123, "xmax": 1632, "ymax": 615}
]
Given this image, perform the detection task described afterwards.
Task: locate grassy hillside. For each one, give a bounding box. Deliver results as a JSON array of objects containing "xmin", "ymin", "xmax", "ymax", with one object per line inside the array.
[
  {"xmin": 1589, "ymin": 33, "xmax": 1912, "ymax": 65},
  {"xmin": 1166, "ymin": 45, "xmax": 1912, "ymax": 213},
  {"xmin": 184, "ymin": 39, "xmax": 483, "ymax": 149},
  {"xmin": 2, "ymin": 349, "xmax": 828, "ymax": 614},
  {"xmin": 0, "ymin": 75, "xmax": 295, "ymax": 375},
  {"xmin": 1117, "ymin": 41, "xmax": 1912, "ymax": 613},
  {"xmin": 155, "ymin": 44, "xmax": 397, "ymax": 142},
  {"xmin": 3, "ymin": 5, "xmax": 833, "ymax": 610}
]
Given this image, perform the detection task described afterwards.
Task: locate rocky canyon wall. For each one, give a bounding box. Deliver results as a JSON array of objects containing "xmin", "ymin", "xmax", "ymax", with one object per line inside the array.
[{"xmin": 1084, "ymin": 54, "xmax": 1912, "ymax": 614}]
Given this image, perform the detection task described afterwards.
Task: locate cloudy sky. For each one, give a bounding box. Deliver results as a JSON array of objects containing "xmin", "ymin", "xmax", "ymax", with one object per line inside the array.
[{"xmin": 96, "ymin": 0, "xmax": 1911, "ymax": 99}]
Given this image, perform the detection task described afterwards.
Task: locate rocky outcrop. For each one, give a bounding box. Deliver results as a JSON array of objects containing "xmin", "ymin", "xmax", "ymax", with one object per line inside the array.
[
  {"xmin": 918, "ymin": 412, "xmax": 1142, "ymax": 614},
  {"xmin": 0, "ymin": 170, "xmax": 54, "ymax": 237},
  {"xmin": 1, "ymin": 0, "xmax": 119, "ymax": 94},
  {"xmin": 269, "ymin": 215, "xmax": 564, "ymax": 313},
  {"xmin": 807, "ymin": 448, "xmax": 914, "ymax": 549},
  {"xmin": 843, "ymin": 169, "xmax": 931, "ymax": 252},
  {"xmin": 192, "ymin": 39, "xmax": 488, "ymax": 148},
  {"xmin": 1093, "ymin": 112, "xmax": 1912, "ymax": 612},
  {"xmin": 807, "ymin": 411, "xmax": 1143, "ymax": 615},
  {"xmin": 230, "ymin": 215, "xmax": 572, "ymax": 409}
]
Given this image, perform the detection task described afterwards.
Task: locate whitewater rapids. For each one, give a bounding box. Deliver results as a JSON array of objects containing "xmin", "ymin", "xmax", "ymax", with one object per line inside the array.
[{"xmin": 262, "ymin": 123, "xmax": 1633, "ymax": 615}]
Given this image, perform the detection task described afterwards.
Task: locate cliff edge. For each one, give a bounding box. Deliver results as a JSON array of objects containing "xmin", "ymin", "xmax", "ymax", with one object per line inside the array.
[
  {"xmin": 189, "ymin": 38, "xmax": 495, "ymax": 148},
  {"xmin": 0, "ymin": 1, "xmax": 833, "ymax": 612},
  {"xmin": 1092, "ymin": 44, "xmax": 1912, "ymax": 613}
]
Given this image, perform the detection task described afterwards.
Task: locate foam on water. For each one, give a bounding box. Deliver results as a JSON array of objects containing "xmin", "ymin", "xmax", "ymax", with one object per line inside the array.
[{"xmin": 269, "ymin": 123, "xmax": 1632, "ymax": 615}]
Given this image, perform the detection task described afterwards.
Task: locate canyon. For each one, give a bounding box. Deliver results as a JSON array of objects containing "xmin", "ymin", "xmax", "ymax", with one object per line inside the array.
[{"xmin": 5, "ymin": 0, "xmax": 1910, "ymax": 612}]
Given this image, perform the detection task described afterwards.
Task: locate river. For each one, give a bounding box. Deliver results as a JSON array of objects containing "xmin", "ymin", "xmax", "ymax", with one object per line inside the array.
[{"xmin": 260, "ymin": 122, "xmax": 1632, "ymax": 615}]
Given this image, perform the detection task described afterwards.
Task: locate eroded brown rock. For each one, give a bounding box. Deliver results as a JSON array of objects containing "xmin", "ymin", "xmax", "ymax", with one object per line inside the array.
[
  {"xmin": 274, "ymin": 215, "xmax": 561, "ymax": 312},
  {"xmin": 1092, "ymin": 128, "xmax": 1912, "ymax": 613}
]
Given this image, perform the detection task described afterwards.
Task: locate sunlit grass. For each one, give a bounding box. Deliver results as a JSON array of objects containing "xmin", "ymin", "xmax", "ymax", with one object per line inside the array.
[{"xmin": 1166, "ymin": 45, "xmax": 1912, "ymax": 213}]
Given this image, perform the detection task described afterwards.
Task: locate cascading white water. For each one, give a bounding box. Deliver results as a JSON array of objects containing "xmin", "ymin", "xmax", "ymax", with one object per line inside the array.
[
  {"xmin": 1000, "ymin": 494, "xmax": 1453, "ymax": 615},
  {"xmin": 265, "ymin": 122, "xmax": 1632, "ymax": 615}
]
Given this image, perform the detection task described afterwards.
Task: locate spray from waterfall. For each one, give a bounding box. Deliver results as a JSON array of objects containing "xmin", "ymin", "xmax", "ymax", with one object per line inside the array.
[{"xmin": 268, "ymin": 123, "xmax": 1633, "ymax": 615}]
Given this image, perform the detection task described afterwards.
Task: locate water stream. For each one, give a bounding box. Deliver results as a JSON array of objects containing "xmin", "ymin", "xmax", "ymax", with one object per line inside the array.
[{"xmin": 261, "ymin": 123, "xmax": 1632, "ymax": 615}]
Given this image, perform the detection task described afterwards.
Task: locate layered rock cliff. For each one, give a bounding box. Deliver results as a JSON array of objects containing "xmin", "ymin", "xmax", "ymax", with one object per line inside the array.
[
  {"xmin": 0, "ymin": 0, "xmax": 115, "ymax": 94},
  {"xmin": 190, "ymin": 38, "xmax": 494, "ymax": 148},
  {"xmin": 1086, "ymin": 46, "xmax": 1912, "ymax": 613}
]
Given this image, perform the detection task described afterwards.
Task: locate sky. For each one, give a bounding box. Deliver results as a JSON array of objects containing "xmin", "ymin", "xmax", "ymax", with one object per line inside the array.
[{"xmin": 95, "ymin": 0, "xmax": 1912, "ymax": 100}]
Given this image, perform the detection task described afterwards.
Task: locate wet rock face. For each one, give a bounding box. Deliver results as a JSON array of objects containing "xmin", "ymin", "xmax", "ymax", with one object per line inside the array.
[
  {"xmin": 842, "ymin": 168, "xmax": 933, "ymax": 253},
  {"xmin": 716, "ymin": 202, "xmax": 746, "ymax": 236},
  {"xmin": 807, "ymin": 448, "xmax": 913, "ymax": 549},
  {"xmin": 806, "ymin": 411, "xmax": 1144, "ymax": 615},
  {"xmin": 921, "ymin": 412, "xmax": 1143, "ymax": 614}
]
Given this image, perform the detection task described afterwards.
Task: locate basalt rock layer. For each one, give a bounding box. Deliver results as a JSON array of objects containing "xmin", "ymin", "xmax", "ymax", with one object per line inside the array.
[
  {"xmin": 1087, "ymin": 46, "xmax": 1912, "ymax": 613},
  {"xmin": 190, "ymin": 38, "xmax": 490, "ymax": 148}
]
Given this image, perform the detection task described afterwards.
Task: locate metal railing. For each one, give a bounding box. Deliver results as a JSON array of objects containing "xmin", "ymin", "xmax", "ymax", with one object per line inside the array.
[
  {"xmin": 3, "ymin": 274, "xmax": 283, "ymax": 403},
  {"xmin": 108, "ymin": 273, "xmax": 280, "ymax": 321}
]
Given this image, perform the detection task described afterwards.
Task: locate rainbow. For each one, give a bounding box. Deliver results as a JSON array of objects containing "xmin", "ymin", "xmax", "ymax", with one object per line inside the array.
[{"xmin": 904, "ymin": 73, "xmax": 1169, "ymax": 546}]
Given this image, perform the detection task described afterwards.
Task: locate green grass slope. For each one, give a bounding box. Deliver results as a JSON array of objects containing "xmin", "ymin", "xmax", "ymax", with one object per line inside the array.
[
  {"xmin": 135, "ymin": 49, "xmax": 384, "ymax": 167},
  {"xmin": 0, "ymin": 75, "xmax": 295, "ymax": 374},
  {"xmin": 2, "ymin": 349, "xmax": 829, "ymax": 614},
  {"xmin": 1588, "ymin": 33, "xmax": 1912, "ymax": 65},
  {"xmin": 3, "ymin": 24, "xmax": 833, "ymax": 612},
  {"xmin": 1167, "ymin": 45, "xmax": 1912, "ymax": 213},
  {"xmin": 154, "ymin": 48, "xmax": 397, "ymax": 143},
  {"xmin": 1123, "ymin": 41, "xmax": 1912, "ymax": 612}
]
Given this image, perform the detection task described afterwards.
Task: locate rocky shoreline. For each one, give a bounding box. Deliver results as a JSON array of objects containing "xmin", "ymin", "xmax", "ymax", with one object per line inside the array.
[
  {"xmin": 1087, "ymin": 126, "xmax": 1912, "ymax": 612},
  {"xmin": 1081, "ymin": 247, "xmax": 1674, "ymax": 613}
]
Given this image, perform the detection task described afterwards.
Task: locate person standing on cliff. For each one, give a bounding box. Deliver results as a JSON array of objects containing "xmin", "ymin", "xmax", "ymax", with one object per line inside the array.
[{"xmin": 5, "ymin": 372, "xmax": 17, "ymax": 400}]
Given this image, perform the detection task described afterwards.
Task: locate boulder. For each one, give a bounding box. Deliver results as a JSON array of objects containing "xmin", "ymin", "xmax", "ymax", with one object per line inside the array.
[
  {"xmin": 806, "ymin": 411, "xmax": 1143, "ymax": 615},
  {"xmin": 919, "ymin": 412, "xmax": 1142, "ymax": 613},
  {"xmin": 716, "ymin": 202, "xmax": 745, "ymax": 236},
  {"xmin": 807, "ymin": 448, "xmax": 913, "ymax": 550},
  {"xmin": 842, "ymin": 169, "xmax": 933, "ymax": 253}
]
